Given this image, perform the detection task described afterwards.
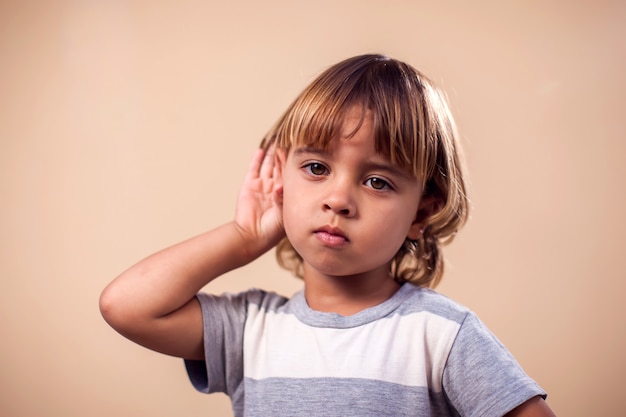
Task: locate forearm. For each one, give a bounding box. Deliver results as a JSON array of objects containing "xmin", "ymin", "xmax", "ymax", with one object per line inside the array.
[
  {"xmin": 100, "ymin": 147, "xmax": 284, "ymax": 358},
  {"xmin": 99, "ymin": 221, "xmax": 267, "ymax": 355},
  {"xmin": 110, "ymin": 222, "xmax": 261, "ymax": 311},
  {"xmin": 505, "ymin": 396, "xmax": 556, "ymax": 417}
]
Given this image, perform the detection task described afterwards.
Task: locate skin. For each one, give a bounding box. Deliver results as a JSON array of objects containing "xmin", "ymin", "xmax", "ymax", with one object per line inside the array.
[
  {"xmin": 99, "ymin": 107, "xmax": 555, "ymax": 417},
  {"xmin": 281, "ymin": 108, "xmax": 425, "ymax": 315}
]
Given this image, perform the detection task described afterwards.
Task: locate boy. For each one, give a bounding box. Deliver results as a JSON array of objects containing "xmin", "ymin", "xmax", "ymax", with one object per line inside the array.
[{"xmin": 100, "ymin": 54, "xmax": 555, "ymax": 416}]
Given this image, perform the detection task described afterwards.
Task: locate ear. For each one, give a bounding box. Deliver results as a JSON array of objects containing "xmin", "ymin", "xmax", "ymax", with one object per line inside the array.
[
  {"xmin": 273, "ymin": 148, "xmax": 287, "ymax": 205},
  {"xmin": 274, "ymin": 147, "xmax": 287, "ymax": 168},
  {"xmin": 407, "ymin": 194, "xmax": 442, "ymax": 240}
]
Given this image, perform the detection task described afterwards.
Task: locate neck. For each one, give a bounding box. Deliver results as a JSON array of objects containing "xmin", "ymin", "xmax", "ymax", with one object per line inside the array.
[{"xmin": 302, "ymin": 264, "xmax": 402, "ymax": 316}]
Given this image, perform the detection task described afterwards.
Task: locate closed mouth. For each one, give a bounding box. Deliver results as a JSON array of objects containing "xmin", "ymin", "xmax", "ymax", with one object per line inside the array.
[{"xmin": 314, "ymin": 225, "xmax": 349, "ymax": 244}]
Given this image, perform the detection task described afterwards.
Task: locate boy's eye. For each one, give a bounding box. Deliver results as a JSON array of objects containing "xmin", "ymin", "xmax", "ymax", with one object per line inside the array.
[
  {"xmin": 304, "ymin": 163, "xmax": 328, "ymax": 176},
  {"xmin": 365, "ymin": 177, "xmax": 391, "ymax": 190}
]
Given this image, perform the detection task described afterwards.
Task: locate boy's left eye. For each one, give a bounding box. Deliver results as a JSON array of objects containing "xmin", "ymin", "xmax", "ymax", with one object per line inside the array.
[{"xmin": 365, "ymin": 177, "xmax": 391, "ymax": 190}]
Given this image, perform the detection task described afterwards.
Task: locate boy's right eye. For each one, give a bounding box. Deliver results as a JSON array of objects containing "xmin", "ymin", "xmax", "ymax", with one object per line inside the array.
[{"xmin": 303, "ymin": 162, "xmax": 328, "ymax": 176}]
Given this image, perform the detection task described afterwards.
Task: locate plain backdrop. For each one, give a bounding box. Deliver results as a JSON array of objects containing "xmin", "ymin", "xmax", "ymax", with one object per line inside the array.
[{"xmin": 1, "ymin": 1, "xmax": 625, "ymax": 416}]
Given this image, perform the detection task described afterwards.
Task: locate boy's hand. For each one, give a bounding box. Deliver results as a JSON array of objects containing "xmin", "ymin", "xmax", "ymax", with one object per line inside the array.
[
  {"xmin": 100, "ymin": 147, "xmax": 286, "ymax": 360},
  {"xmin": 234, "ymin": 147, "xmax": 286, "ymax": 257}
]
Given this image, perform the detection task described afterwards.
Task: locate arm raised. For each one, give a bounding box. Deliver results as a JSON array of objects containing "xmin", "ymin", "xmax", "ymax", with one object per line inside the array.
[{"xmin": 99, "ymin": 148, "xmax": 285, "ymax": 360}]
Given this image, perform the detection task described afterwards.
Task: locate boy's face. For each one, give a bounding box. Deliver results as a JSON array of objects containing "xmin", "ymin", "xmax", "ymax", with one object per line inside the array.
[{"xmin": 280, "ymin": 107, "xmax": 425, "ymax": 281}]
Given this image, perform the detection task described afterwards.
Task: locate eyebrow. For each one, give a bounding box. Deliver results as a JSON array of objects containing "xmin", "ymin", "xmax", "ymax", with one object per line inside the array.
[
  {"xmin": 292, "ymin": 146, "xmax": 414, "ymax": 180},
  {"xmin": 292, "ymin": 146, "xmax": 329, "ymax": 159}
]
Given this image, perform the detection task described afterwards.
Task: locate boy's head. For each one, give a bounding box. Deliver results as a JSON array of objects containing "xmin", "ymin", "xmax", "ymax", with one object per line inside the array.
[{"xmin": 262, "ymin": 54, "xmax": 469, "ymax": 288}]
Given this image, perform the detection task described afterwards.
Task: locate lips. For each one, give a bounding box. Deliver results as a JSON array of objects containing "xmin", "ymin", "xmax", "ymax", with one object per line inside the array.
[{"xmin": 314, "ymin": 225, "xmax": 349, "ymax": 246}]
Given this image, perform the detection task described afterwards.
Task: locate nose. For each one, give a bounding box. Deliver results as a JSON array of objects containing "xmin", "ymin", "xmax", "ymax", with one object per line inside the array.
[{"xmin": 322, "ymin": 178, "xmax": 357, "ymax": 217}]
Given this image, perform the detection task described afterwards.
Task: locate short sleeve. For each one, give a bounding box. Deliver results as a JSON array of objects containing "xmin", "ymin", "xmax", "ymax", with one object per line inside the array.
[
  {"xmin": 184, "ymin": 291, "xmax": 250, "ymax": 399},
  {"xmin": 442, "ymin": 312, "xmax": 546, "ymax": 417}
]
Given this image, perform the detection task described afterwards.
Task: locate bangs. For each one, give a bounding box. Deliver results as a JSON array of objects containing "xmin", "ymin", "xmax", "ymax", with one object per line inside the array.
[
  {"xmin": 264, "ymin": 54, "xmax": 458, "ymax": 188},
  {"xmin": 266, "ymin": 54, "xmax": 469, "ymax": 286}
]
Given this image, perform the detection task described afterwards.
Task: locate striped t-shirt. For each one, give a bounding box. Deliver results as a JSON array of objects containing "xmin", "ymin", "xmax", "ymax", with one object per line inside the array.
[{"xmin": 185, "ymin": 283, "xmax": 545, "ymax": 416}]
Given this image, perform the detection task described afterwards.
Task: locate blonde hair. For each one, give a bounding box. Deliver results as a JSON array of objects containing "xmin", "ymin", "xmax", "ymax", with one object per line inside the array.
[{"xmin": 261, "ymin": 54, "xmax": 469, "ymax": 288}]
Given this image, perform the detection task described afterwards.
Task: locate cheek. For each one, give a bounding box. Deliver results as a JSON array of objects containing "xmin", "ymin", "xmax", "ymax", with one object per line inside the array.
[
  {"xmin": 281, "ymin": 177, "xmax": 298, "ymax": 208},
  {"xmin": 281, "ymin": 171, "xmax": 310, "ymax": 213},
  {"xmin": 375, "ymin": 203, "xmax": 419, "ymax": 239},
  {"xmin": 280, "ymin": 168, "xmax": 298, "ymax": 198},
  {"xmin": 281, "ymin": 183, "xmax": 306, "ymax": 232}
]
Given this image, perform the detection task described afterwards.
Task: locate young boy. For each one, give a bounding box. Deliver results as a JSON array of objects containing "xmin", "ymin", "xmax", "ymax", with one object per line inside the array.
[{"xmin": 100, "ymin": 54, "xmax": 555, "ymax": 416}]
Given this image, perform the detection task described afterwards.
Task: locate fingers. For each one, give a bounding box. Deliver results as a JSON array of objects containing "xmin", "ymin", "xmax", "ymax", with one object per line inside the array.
[
  {"xmin": 246, "ymin": 148, "xmax": 265, "ymax": 180},
  {"xmin": 247, "ymin": 146, "xmax": 281, "ymax": 181},
  {"xmin": 259, "ymin": 147, "xmax": 275, "ymax": 180}
]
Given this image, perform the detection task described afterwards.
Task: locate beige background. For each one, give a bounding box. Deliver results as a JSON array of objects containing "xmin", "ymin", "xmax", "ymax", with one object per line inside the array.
[{"xmin": 1, "ymin": 1, "xmax": 624, "ymax": 416}]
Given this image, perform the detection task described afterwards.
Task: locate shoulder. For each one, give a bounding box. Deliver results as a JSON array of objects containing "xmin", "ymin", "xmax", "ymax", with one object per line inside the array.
[
  {"xmin": 196, "ymin": 288, "xmax": 291, "ymax": 317},
  {"xmin": 398, "ymin": 283, "xmax": 471, "ymax": 325},
  {"xmin": 431, "ymin": 286, "xmax": 547, "ymax": 417}
]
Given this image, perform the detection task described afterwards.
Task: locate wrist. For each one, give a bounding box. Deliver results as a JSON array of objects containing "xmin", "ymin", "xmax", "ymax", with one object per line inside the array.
[{"xmin": 229, "ymin": 221, "xmax": 282, "ymax": 266}]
